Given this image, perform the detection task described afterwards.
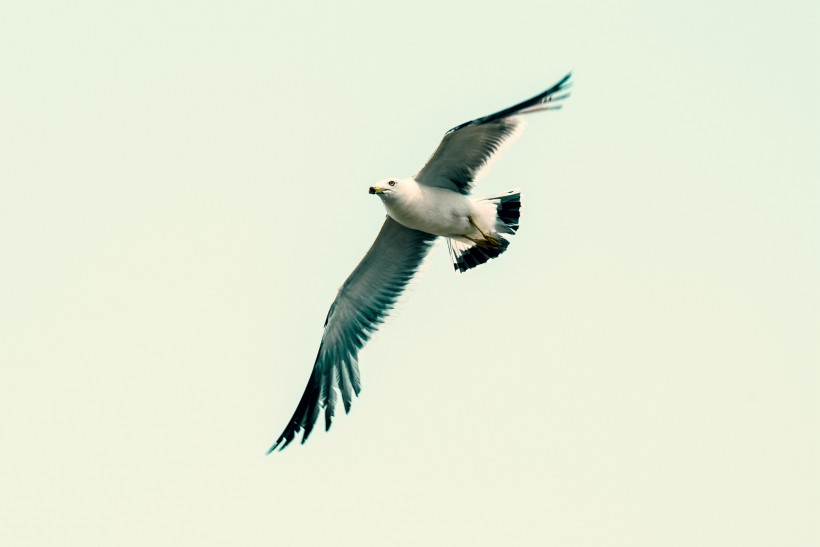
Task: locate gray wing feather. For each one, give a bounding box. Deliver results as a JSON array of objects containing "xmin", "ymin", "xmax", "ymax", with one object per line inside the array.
[
  {"xmin": 415, "ymin": 72, "xmax": 572, "ymax": 195},
  {"xmin": 268, "ymin": 217, "xmax": 437, "ymax": 452}
]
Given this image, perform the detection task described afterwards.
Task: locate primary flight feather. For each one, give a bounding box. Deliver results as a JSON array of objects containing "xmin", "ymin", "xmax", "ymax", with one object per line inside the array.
[{"xmin": 269, "ymin": 73, "xmax": 572, "ymax": 452}]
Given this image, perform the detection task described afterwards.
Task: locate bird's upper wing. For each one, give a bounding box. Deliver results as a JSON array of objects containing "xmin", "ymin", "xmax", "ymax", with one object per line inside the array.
[
  {"xmin": 414, "ymin": 72, "xmax": 572, "ymax": 195},
  {"xmin": 269, "ymin": 217, "xmax": 437, "ymax": 452}
]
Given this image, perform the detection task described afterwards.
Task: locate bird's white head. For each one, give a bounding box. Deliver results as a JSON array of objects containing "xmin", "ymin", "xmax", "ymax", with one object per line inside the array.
[{"xmin": 368, "ymin": 177, "xmax": 416, "ymax": 200}]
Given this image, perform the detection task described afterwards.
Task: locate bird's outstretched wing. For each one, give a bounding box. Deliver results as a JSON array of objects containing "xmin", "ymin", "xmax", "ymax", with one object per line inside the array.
[
  {"xmin": 415, "ymin": 72, "xmax": 572, "ymax": 195},
  {"xmin": 269, "ymin": 217, "xmax": 437, "ymax": 452}
]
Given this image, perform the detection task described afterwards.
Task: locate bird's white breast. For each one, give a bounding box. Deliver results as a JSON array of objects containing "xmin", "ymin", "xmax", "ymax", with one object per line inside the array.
[{"xmin": 382, "ymin": 180, "xmax": 472, "ymax": 238}]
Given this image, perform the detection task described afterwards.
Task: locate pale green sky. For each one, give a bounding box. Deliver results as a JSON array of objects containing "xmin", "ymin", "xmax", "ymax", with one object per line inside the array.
[{"xmin": 1, "ymin": 1, "xmax": 818, "ymax": 546}]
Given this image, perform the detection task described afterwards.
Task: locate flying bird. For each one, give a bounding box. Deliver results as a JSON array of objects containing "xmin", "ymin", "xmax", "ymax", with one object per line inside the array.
[{"xmin": 269, "ymin": 73, "xmax": 572, "ymax": 452}]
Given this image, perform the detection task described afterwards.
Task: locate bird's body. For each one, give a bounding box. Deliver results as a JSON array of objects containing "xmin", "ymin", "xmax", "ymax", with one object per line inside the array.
[
  {"xmin": 372, "ymin": 177, "xmax": 495, "ymax": 244},
  {"xmin": 269, "ymin": 73, "xmax": 572, "ymax": 452}
]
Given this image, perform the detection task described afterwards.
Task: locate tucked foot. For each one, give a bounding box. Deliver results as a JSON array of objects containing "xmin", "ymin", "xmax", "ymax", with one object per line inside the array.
[
  {"xmin": 466, "ymin": 234, "xmax": 502, "ymax": 249},
  {"xmin": 483, "ymin": 233, "xmax": 501, "ymax": 247},
  {"xmin": 467, "ymin": 215, "xmax": 501, "ymax": 247}
]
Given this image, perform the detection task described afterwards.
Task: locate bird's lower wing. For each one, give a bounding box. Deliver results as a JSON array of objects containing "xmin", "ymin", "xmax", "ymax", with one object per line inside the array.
[{"xmin": 268, "ymin": 217, "xmax": 437, "ymax": 452}]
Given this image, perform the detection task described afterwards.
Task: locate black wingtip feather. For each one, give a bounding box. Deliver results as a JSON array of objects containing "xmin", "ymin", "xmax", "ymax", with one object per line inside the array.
[{"xmin": 448, "ymin": 72, "xmax": 573, "ymax": 133}]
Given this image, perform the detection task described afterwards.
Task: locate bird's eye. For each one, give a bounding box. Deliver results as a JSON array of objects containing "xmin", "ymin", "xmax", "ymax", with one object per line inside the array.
[{"xmin": 388, "ymin": 180, "xmax": 396, "ymax": 186}]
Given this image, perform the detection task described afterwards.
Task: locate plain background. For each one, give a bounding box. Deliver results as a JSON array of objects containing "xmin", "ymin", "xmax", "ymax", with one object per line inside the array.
[{"xmin": 1, "ymin": 1, "xmax": 818, "ymax": 545}]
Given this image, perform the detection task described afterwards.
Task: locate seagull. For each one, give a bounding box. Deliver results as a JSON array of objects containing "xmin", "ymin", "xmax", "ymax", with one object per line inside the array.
[{"xmin": 269, "ymin": 73, "xmax": 572, "ymax": 452}]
